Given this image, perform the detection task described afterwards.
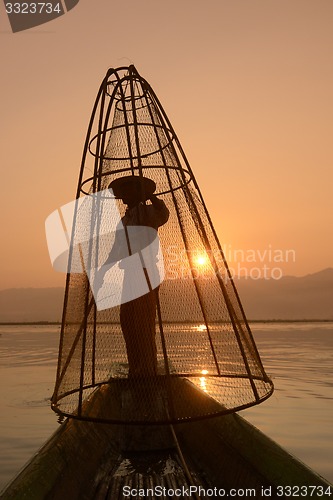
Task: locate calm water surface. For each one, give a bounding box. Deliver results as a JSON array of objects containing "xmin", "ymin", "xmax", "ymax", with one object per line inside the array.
[
  {"xmin": 243, "ymin": 322, "xmax": 333, "ymax": 484},
  {"xmin": 0, "ymin": 322, "xmax": 332, "ymax": 490}
]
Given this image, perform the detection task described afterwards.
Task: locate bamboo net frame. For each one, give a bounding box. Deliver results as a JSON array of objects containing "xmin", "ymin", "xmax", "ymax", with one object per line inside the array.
[{"xmin": 51, "ymin": 66, "xmax": 273, "ymax": 424}]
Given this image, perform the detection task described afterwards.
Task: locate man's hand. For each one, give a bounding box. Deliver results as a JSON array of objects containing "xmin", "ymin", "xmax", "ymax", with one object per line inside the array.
[{"xmin": 149, "ymin": 194, "xmax": 164, "ymax": 209}]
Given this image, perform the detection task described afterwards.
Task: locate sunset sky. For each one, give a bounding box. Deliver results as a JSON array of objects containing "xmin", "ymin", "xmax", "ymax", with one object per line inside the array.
[{"xmin": 0, "ymin": 0, "xmax": 332, "ymax": 289}]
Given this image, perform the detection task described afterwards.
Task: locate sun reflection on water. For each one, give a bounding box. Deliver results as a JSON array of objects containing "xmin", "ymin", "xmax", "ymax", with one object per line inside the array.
[
  {"xmin": 199, "ymin": 369, "xmax": 208, "ymax": 392},
  {"xmin": 192, "ymin": 324, "xmax": 207, "ymax": 332}
]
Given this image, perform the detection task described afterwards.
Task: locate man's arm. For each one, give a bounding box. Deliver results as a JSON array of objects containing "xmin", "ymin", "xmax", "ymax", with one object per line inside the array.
[
  {"xmin": 148, "ymin": 195, "xmax": 169, "ymax": 227},
  {"xmin": 149, "ymin": 194, "xmax": 165, "ymax": 209}
]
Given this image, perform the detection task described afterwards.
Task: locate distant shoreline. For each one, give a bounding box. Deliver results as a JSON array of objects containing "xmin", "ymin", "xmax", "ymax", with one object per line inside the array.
[
  {"xmin": 1, "ymin": 269, "xmax": 332, "ymax": 322},
  {"xmin": 0, "ymin": 319, "xmax": 332, "ymax": 326}
]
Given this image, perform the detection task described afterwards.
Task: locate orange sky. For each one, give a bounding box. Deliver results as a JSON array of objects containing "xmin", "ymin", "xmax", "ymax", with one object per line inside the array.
[{"xmin": 0, "ymin": 0, "xmax": 332, "ymax": 289}]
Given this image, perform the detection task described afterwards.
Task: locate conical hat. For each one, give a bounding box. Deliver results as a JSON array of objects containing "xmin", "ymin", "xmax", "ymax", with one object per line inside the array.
[{"xmin": 109, "ymin": 175, "xmax": 156, "ymax": 200}]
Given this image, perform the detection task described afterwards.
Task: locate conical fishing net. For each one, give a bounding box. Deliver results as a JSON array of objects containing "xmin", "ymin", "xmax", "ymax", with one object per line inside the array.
[{"xmin": 51, "ymin": 66, "xmax": 273, "ymax": 424}]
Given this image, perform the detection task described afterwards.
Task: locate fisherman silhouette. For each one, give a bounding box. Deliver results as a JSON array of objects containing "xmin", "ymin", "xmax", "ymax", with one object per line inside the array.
[{"xmin": 100, "ymin": 175, "xmax": 169, "ymax": 376}]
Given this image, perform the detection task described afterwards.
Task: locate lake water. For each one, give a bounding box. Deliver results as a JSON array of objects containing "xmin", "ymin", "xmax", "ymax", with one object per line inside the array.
[{"xmin": 0, "ymin": 322, "xmax": 332, "ymax": 491}]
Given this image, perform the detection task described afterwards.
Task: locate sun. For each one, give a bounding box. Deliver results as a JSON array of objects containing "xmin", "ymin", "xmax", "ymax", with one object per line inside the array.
[{"xmin": 194, "ymin": 254, "xmax": 208, "ymax": 267}]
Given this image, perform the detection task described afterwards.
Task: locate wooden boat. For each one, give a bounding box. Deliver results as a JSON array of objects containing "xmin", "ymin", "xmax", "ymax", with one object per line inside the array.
[{"xmin": 1, "ymin": 380, "xmax": 331, "ymax": 499}]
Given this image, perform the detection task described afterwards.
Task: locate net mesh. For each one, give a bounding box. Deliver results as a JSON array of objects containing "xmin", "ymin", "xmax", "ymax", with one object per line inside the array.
[{"xmin": 51, "ymin": 66, "xmax": 273, "ymax": 424}]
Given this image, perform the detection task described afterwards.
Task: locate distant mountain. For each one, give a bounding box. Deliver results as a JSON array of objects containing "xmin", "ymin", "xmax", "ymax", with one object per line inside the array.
[
  {"xmin": 0, "ymin": 269, "xmax": 332, "ymax": 322},
  {"xmin": 0, "ymin": 288, "xmax": 64, "ymax": 323},
  {"xmin": 236, "ymin": 268, "xmax": 333, "ymax": 320}
]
